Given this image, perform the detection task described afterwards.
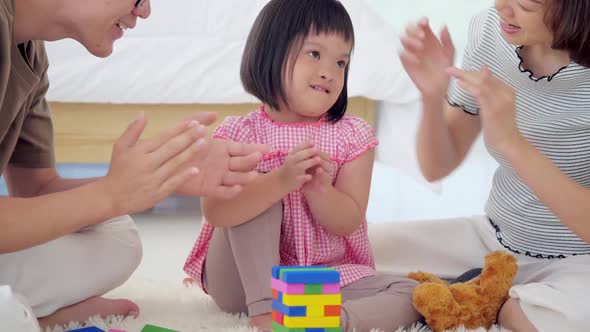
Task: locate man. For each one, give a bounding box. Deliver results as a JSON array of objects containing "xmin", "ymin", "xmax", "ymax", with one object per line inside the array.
[{"xmin": 0, "ymin": 0, "xmax": 266, "ymax": 329}]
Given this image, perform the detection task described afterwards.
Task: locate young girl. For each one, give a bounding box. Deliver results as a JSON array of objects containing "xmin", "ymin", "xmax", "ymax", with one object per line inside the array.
[{"xmin": 184, "ymin": 0, "xmax": 420, "ymax": 331}]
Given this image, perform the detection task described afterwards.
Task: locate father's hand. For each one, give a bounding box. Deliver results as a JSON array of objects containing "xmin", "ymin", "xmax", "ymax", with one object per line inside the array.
[
  {"xmin": 176, "ymin": 138, "xmax": 269, "ymax": 198},
  {"xmin": 100, "ymin": 112, "xmax": 219, "ymax": 215}
]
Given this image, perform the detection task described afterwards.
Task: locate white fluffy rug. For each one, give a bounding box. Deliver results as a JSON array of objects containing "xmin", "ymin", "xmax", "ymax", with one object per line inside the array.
[{"xmin": 44, "ymin": 278, "xmax": 511, "ymax": 332}]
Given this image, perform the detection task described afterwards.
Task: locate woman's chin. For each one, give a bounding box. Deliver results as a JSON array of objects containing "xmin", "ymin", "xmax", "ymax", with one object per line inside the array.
[{"xmin": 500, "ymin": 30, "xmax": 528, "ymax": 46}]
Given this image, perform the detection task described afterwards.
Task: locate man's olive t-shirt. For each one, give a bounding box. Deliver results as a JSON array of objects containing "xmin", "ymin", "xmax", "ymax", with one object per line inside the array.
[{"xmin": 0, "ymin": 0, "xmax": 54, "ymax": 176}]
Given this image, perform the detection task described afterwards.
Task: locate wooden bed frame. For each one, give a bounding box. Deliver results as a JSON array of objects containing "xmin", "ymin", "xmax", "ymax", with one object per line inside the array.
[{"xmin": 50, "ymin": 97, "xmax": 376, "ymax": 163}]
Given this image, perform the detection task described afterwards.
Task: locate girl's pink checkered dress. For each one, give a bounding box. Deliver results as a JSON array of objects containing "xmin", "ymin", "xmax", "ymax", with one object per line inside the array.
[{"xmin": 184, "ymin": 106, "xmax": 379, "ymax": 290}]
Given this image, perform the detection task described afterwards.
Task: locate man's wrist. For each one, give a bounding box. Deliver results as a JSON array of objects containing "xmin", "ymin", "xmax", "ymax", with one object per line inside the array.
[{"xmin": 91, "ymin": 178, "xmax": 122, "ymax": 221}]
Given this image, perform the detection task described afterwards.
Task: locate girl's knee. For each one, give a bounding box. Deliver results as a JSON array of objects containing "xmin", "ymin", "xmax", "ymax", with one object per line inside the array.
[
  {"xmin": 385, "ymin": 276, "xmax": 420, "ymax": 296},
  {"xmin": 246, "ymin": 201, "xmax": 283, "ymax": 226}
]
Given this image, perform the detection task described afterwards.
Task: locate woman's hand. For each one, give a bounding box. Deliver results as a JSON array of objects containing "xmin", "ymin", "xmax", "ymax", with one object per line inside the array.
[
  {"xmin": 447, "ymin": 66, "xmax": 524, "ymax": 155},
  {"xmin": 400, "ymin": 18, "xmax": 455, "ymax": 100},
  {"xmin": 278, "ymin": 141, "xmax": 321, "ymax": 192}
]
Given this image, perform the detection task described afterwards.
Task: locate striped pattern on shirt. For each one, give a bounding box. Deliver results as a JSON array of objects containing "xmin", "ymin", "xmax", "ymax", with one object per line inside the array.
[{"xmin": 447, "ymin": 8, "xmax": 590, "ymax": 258}]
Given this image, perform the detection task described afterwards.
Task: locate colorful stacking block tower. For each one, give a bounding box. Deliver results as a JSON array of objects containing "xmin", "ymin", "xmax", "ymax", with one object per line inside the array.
[{"xmin": 271, "ymin": 266, "xmax": 342, "ymax": 332}]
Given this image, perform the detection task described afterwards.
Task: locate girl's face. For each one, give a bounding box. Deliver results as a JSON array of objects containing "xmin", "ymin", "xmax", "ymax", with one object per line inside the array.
[
  {"xmin": 67, "ymin": 0, "xmax": 151, "ymax": 57},
  {"xmin": 494, "ymin": 0, "xmax": 553, "ymax": 47},
  {"xmin": 278, "ymin": 33, "xmax": 352, "ymax": 123}
]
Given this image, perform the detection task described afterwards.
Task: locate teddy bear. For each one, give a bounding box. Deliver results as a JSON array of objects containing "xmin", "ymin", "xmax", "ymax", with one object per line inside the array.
[{"xmin": 408, "ymin": 250, "xmax": 518, "ymax": 332}]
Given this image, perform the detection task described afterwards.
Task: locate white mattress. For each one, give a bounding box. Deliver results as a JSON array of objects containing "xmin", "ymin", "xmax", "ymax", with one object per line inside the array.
[{"xmin": 45, "ymin": 0, "xmax": 418, "ymax": 105}]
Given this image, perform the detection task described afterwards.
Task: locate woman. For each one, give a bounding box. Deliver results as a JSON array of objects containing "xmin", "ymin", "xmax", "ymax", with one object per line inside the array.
[{"xmin": 396, "ymin": 0, "xmax": 590, "ymax": 331}]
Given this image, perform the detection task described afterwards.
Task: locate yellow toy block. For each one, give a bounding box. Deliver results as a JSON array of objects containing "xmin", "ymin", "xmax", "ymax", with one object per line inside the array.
[
  {"xmin": 283, "ymin": 315, "xmax": 340, "ymax": 328},
  {"xmin": 281, "ymin": 293, "xmax": 341, "ymax": 306},
  {"xmin": 306, "ymin": 305, "xmax": 324, "ymax": 317}
]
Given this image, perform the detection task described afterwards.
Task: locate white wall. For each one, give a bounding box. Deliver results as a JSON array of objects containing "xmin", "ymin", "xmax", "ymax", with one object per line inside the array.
[
  {"xmin": 362, "ymin": 0, "xmax": 499, "ymax": 222},
  {"xmin": 366, "ymin": 0, "xmax": 492, "ymax": 56}
]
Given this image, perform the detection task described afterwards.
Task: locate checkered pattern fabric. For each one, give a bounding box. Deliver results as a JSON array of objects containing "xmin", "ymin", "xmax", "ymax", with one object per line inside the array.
[{"xmin": 184, "ymin": 106, "xmax": 379, "ymax": 290}]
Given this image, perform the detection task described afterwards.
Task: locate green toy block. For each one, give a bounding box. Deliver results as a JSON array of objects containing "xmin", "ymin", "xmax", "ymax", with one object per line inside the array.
[
  {"xmin": 272, "ymin": 322, "xmax": 341, "ymax": 332},
  {"xmin": 272, "ymin": 321, "xmax": 305, "ymax": 332},
  {"xmin": 140, "ymin": 324, "xmax": 179, "ymax": 332},
  {"xmin": 304, "ymin": 284, "xmax": 323, "ymax": 294}
]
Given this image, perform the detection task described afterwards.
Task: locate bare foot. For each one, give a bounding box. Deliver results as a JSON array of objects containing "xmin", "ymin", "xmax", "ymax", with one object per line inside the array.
[
  {"xmin": 249, "ymin": 313, "xmax": 272, "ymax": 331},
  {"xmin": 38, "ymin": 296, "xmax": 139, "ymax": 329}
]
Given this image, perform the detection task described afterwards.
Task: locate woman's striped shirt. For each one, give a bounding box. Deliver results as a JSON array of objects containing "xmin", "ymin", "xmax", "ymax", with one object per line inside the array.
[{"xmin": 447, "ymin": 8, "xmax": 590, "ymax": 258}]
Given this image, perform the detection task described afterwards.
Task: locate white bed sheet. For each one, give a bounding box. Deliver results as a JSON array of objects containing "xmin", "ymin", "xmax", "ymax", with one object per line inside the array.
[{"xmin": 45, "ymin": 0, "xmax": 418, "ymax": 105}]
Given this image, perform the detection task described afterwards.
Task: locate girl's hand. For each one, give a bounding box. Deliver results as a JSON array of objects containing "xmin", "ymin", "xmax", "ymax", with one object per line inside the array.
[
  {"xmin": 447, "ymin": 66, "xmax": 523, "ymax": 155},
  {"xmin": 400, "ymin": 18, "xmax": 455, "ymax": 100},
  {"xmin": 302, "ymin": 152, "xmax": 333, "ymax": 193},
  {"xmin": 278, "ymin": 141, "xmax": 322, "ymax": 192}
]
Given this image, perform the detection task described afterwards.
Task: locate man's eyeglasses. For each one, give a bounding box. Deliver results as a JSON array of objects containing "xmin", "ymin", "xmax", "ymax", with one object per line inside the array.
[{"xmin": 134, "ymin": 0, "xmax": 147, "ymax": 8}]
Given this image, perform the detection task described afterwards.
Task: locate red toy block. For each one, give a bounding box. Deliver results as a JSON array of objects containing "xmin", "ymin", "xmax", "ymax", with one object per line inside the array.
[{"xmin": 324, "ymin": 305, "xmax": 341, "ymax": 317}]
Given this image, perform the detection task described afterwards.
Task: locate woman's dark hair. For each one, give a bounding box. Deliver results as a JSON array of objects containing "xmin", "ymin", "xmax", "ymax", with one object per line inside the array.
[
  {"xmin": 545, "ymin": 0, "xmax": 590, "ymax": 67},
  {"xmin": 240, "ymin": 0, "xmax": 354, "ymax": 123}
]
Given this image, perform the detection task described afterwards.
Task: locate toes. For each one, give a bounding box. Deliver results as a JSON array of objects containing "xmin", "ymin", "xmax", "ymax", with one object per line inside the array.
[{"xmin": 115, "ymin": 299, "xmax": 139, "ymax": 318}]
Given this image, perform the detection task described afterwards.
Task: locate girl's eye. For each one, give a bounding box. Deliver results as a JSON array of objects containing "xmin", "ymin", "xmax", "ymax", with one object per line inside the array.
[
  {"xmin": 308, "ymin": 51, "xmax": 320, "ymax": 59},
  {"xmin": 337, "ymin": 60, "xmax": 347, "ymax": 68}
]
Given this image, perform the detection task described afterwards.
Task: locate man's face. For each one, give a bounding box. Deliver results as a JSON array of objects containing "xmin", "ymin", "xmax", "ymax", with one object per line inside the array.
[{"xmin": 72, "ymin": 0, "xmax": 151, "ymax": 57}]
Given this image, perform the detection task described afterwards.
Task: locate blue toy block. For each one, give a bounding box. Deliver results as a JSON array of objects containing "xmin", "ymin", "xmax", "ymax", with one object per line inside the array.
[
  {"xmin": 272, "ymin": 299, "xmax": 306, "ymax": 316},
  {"xmin": 272, "ymin": 265, "xmax": 326, "ymax": 279},
  {"xmin": 67, "ymin": 327, "xmax": 104, "ymax": 332},
  {"xmin": 279, "ymin": 268, "xmax": 340, "ymax": 284}
]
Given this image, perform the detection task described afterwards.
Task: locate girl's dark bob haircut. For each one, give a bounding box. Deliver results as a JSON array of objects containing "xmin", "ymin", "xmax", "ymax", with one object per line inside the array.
[
  {"xmin": 545, "ymin": 0, "xmax": 590, "ymax": 67},
  {"xmin": 240, "ymin": 0, "xmax": 354, "ymax": 123}
]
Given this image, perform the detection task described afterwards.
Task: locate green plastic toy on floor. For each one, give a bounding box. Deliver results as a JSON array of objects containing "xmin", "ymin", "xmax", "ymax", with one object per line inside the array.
[{"xmin": 141, "ymin": 324, "xmax": 180, "ymax": 332}]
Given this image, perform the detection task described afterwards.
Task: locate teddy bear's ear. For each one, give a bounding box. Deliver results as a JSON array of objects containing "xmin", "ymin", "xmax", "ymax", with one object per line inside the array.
[{"xmin": 450, "ymin": 268, "xmax": 482, "ymax": 284}]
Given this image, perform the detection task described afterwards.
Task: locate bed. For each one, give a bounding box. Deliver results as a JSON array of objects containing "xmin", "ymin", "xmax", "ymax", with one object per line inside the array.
[{"xmin": 45, "ymin": 0, "xmax": 421, "ymax": 171}]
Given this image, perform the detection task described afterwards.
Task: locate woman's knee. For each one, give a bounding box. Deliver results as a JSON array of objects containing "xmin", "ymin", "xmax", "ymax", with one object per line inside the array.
[{"xmin": 498, "ymin": 298, "xmax": 538, "ymax": 332}]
